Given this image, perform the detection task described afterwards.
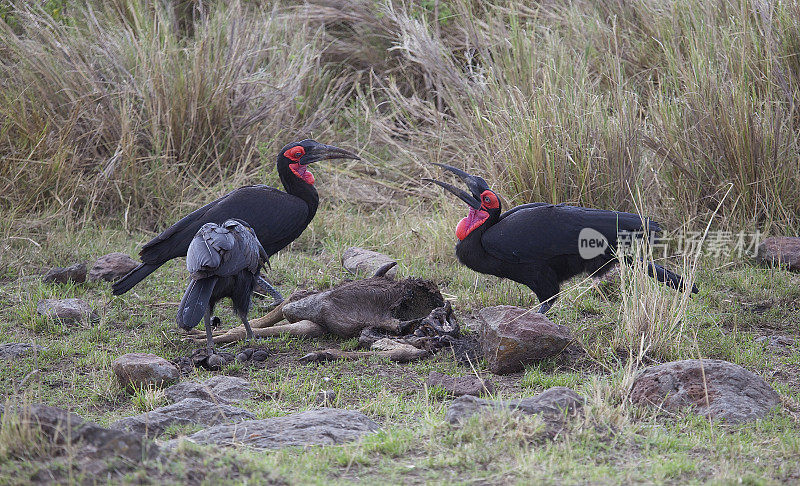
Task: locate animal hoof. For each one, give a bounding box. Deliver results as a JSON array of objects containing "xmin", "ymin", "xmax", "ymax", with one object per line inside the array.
[{"xmin": 206, "ymin": 353, "xmax": 225, "ymax": 370}]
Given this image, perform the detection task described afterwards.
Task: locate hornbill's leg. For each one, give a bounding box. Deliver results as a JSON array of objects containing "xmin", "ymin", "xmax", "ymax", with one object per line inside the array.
[
  {"xmin": 531, "ymin": 269, "xmax": 559, "ymax": 314},
  {"xmin": 204, "ymin": 310, "xmax": 215, "ymax": 355},
  {"xmin": 537, "ymin": 301, "xmax": 552, "ymax": 314},
  {"xmin": 256, "ymin": 275, "xmax": 284, "ymax": 306},
  {"xmin": 238, "ymin": 312, "xmax": 255, "ymax": 340}
]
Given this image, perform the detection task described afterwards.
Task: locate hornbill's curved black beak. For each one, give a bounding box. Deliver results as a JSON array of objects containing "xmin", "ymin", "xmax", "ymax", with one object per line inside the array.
[
  {"xmin": 306, "ymin": 144, "xmax": 360, "ymax": 164},
  {"xmin": 425, "ymin": 163, "xmax": 491, "ymax": 209},
  {"xmin": 432, "ymin": 163, "xmax": 490, "ymax": 197},
  {"xmin": 424, "ymin": 178, "xmax": 482, "ymax": 210}
]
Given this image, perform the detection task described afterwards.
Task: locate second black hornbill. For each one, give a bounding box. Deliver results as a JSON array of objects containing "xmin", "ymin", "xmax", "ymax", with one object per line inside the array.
[
  {"xmin": 426, "ymin": 165, "xmax": 698, "ymax": 313},
  {"xmin": 177, "ymin": 219, "xmax": 266, "ymax": 355},
  {"xmin": 112, "ymin": 140, "xmax": 359, "ymax": 297}
]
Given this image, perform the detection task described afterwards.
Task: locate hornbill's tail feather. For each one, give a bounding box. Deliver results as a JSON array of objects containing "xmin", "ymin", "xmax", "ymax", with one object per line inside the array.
[
  {"xmin": 645, "ymin": 262, "xmax": 699, "ymax": 294},
  {"xmin": 177, "ymin": 278, "xmax": 217, "ymax": 330},
  {"xmin": 112, "ymin": 263, "xmax": 160, "ymax": 295}
]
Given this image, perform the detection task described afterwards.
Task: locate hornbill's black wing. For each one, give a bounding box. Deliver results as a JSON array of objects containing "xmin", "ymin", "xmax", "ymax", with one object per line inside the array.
[
  {"xmin": 498, "ymin": 202, "xmax": 561, "ymax": 220},
  {"xmin": 482, "ymin": 204, "xmax": 661, "ymax": 263},
  {"xmin": 186, "ymin": 223, "xmax": 236, "ymax": 278},
  {"xmin": 115, "ymin": 185, "xmax": 309, "ymax": 295},
  {"xmin": 140, "ymin": 185, "xmax": 308, "ymax": 264}
]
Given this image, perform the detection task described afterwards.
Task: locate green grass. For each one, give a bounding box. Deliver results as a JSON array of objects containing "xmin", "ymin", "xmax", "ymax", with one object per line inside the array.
[{"xmin": 1, "ymin": 198, "xmax": 799, "ymax": 484}]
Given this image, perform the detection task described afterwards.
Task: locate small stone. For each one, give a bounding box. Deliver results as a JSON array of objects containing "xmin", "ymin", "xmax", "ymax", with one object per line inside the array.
[
  {"xmin": 0, "ymin": 342, "xmax": 44, "ymax": 359},
  {"xmin": 111, "ymin": 398, "xmax": 255, "ymax": 438},
  {"xmin": 426, "ymin": 371, "xmax": 495, "ymax": 397},
  {"xmin": 183, "ymin": 408, "xmax": 379, "ymax": 450},
  {"xmin": 630, "ymin": 359, "xmax": 781, "ymax": 423},
  {"xmin": 36, "ymin": 298, "xmax": 97, "ymax": 323},
  {"xmin": 316, "ymin": 389, "xmax": 336, "ymax": 406},
  {"xmin": 206, "ymin": 354, "xmax": 225, "ymax": 371},
  {"xmin": 251, "ymin": 349, "xmax": 269, "ymax": 362},
  {"xmin": 112, "ymin": 353, "xmax": 180, "ymax": 391},
  {"xmin": 756, "ymin": 236, "xmax": 800, "ymax": 271},
  {"xmin": 236, "ymin": 348, "xmax": 254, "ymax": 362},
  {"xmin": 188, "ymin": 348, "xmax": 235, "ymax": 371},
  {"xmin": 478, "ymin": 306, "xmax": 573, "ymax": 374},
  {"xmin": 88, "ymin": 252, "xmax": 139, "ymax": 282},
  {"xmin": 342, "ymin": 247, "xmax": 397, "ymax": 279},
  {"xmin": 42, "ymin": 262, "xmax": 87, "ymax": 284},
  {"xmin": 755, "ymin": 335, "xmax": 795, "ymax": 348}
]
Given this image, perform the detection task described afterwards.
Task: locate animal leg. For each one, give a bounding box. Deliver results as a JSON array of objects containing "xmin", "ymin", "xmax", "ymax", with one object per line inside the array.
[
  {"xmin": 248, "ymin": 300, "xmax": 288, "ymax": 329},
  {"xmin": 189, "ymin": 319, "xmax": 325, "ymax": 345},
  {"xmin": 299, "ymin": 347, "xmax": 428, "ymax": 363}
]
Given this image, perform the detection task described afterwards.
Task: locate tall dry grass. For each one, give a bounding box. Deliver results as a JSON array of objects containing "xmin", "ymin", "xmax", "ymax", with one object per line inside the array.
[
  {"xmin": 0, "ymin": 0, "xmax": 798, "ymax": 232},
  {"xmin": 0, "ymin": 0, "xmax": 347, "ymax": 223}
]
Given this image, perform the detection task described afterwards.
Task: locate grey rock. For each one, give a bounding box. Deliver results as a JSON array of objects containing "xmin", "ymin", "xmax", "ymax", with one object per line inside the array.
[
  {"xmin": 184, "ymin": 408, "xmax": 379, "ymax": 450},
  {"xmin": 165, "ymin": 376, "xmax": 252, "ymax": 404},
  {"xmin": 111, "ymin": 398, "xmax": 255, "ymax": 438},
  {"xmin": 426, "ymin": 371, "xmax": 495, "ymax": 397},
  {"xmin": 42, "ymin": 262, "xmax": 87, "ymax": 284},
  {"xmin": 88, "ymin": 252, "xmax": 138, "ymax": 282},
  {"xmin": 36, "ymin": 298, "xmax": 97, "ymax": 323},
  {"xmin": 478, "ymin": 306, "xmax": 573, "ymax": 374},
  {"xmin": 77, "ymin": 421, "xmax": 158, "ymax": 461},
  {"xmin": 446, "ymin": 387, "xmax": 584, "ymax": 427},
  {"xmin": 630, "ymin": 359, "xmax": 781, "ymax": 423},
  {"xmin": 0, "ymin": 342, "xmax": 44, "ymax": 359},
  {"xmin": 3, "ymin": 404, "xmax": 155, "ymax": 461},
  {"xmin": 756, "ymin": 236, "xmax": 800, "ymax": 271},
  {"xmin": 342, "ymin": 247, "xmax": 397, "ymax": 279},
  {"xmin": 112, "ymin": 353, "xmax": 180, "ymax": 391}
]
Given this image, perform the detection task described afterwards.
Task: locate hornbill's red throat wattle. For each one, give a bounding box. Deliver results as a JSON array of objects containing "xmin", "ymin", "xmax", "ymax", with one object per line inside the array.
[
  {"xmin": 426, "ymin": 164, "xmax": 698, "ymax": 314},
  {"xmin": 112, "ymin": 140, "xmax": 359, "ymax": 297}
]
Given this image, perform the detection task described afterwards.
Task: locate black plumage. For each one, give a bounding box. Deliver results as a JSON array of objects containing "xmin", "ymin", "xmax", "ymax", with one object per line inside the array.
[
  {"xmin": 427, "ymin": 164, "xmax": 698, "ymax": 313},
  {"xmin": 177, "ymin": 219, "xmax": 266, "ymax": 353},
  {"xmin": 112, "ymin": 140, "xmax": 359, "ymax": 297}
]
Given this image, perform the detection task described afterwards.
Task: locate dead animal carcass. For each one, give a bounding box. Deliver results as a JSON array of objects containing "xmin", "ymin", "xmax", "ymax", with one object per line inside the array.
[{"xmin": 189, "ymin": 263, "xmax": 459, "ymax": 362}]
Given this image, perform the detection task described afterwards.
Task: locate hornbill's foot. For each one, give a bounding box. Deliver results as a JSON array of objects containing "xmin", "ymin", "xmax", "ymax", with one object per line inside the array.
[{"xmin": 537, "ymin": 301, "xmax": 552, "ymax": 314}]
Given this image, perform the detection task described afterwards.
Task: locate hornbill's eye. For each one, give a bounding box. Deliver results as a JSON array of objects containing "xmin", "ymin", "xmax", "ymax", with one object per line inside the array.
[{"xmin": 484, "ymin": 196, "xmax": 491, "ymax": 203}]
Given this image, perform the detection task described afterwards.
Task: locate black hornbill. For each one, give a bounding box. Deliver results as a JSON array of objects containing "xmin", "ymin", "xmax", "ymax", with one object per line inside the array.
[
  {"xmin": 112, "ymin": 140, "xmax": 359, "ymax": 298},
  {"xmin": 177, "ymin": 219, "xmax": 265, "ymax": 355},
  {"xmin": 426, "ymin": 164, "xmax": 698, "ymax": 313}
]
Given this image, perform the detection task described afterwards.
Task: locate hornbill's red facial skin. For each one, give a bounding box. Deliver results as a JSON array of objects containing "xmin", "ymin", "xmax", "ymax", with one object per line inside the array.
[
  {"xmin": 427, "ymin": 164, "xmax": 698, "ymax": 313},
  {"xmin": 112, "ymin": 139, "xmax": 359, "ymax": 296}
]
